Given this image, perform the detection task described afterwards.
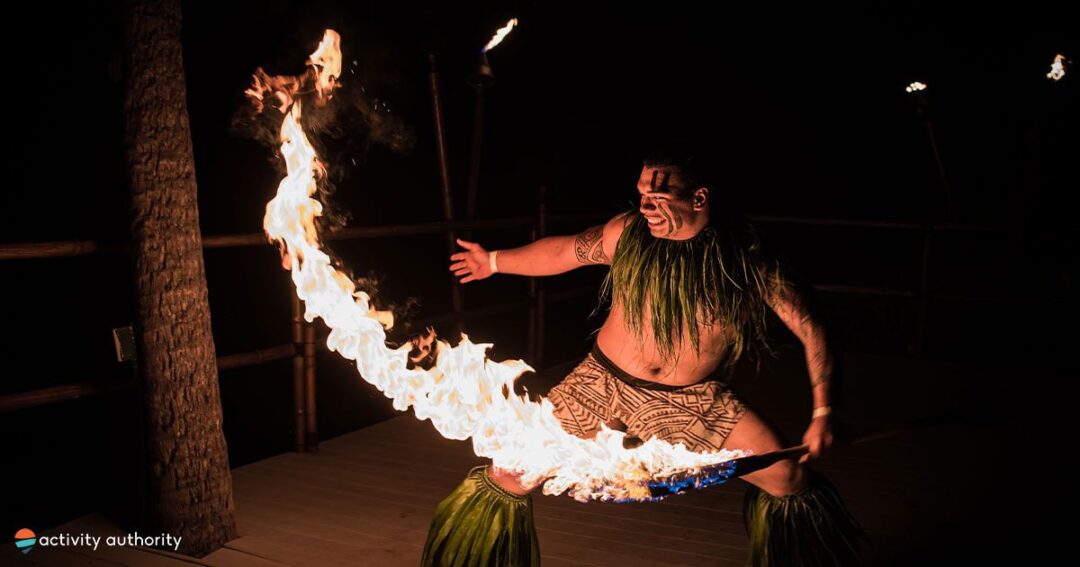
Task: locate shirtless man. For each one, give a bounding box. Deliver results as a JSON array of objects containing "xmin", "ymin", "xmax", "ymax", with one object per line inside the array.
[{"xmin": 422, "ymin": 146, "xmax": 865, "ymax": 566}]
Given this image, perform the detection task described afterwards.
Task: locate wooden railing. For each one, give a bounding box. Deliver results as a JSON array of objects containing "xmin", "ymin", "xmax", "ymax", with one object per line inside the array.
[{"xmin": 2, "ymin": 208, "xmax": 1058, "ymax": 451}]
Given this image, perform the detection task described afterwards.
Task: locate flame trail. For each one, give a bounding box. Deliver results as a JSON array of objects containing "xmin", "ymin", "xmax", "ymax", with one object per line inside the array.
[{"xmin": 252, "ymin": 29, "xmax": 744, "ymax": 503}]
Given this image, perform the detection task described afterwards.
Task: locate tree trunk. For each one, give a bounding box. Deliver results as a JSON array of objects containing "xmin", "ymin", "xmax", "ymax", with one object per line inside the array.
[{"xmin": 123, "ymin": 0, "xmax": 237, "ymax": 556}]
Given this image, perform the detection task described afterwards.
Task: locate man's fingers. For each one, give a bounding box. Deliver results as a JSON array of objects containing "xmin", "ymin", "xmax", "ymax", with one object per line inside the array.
[
  {"xmin": 454, "ymin": 268, "xmax": 470, "ymax": 276},
  {"xmin": 461, "ymin": 275, "xmax": 476, "ymax": 283},
  {"xmin": 456, "ymin": 238, "xmax": 477, "ymax": 251},
  {"xmin": 449, "ymin": 262, "xmax": 468, "ymax": 271},
  {"xmin": 450, "ymin": 253, "xmax": 466, "ymax": 261}
]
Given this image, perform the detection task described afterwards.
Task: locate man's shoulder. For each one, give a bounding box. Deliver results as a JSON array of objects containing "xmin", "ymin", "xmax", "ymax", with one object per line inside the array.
[
  {"xmin": 606, "ymin": 211, "xmax": 635, "ymax": 230},
  {"xmin": 604, "ymin": 211, "xmax": 636, "ymax": 240},
  {"xmin": 598, "ymin": 211, "xmax": 636, "ymax": 263}
]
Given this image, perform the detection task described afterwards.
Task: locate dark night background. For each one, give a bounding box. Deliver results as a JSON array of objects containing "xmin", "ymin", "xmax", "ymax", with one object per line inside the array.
[{"xmin": 1, "ymin": 0, "xmax": 1076, "ymax": 560}]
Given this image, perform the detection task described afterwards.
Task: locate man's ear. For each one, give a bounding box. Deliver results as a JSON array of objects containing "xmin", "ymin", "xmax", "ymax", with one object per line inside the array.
[{"xmin": 692, "ymin": 187, "xmax": 709, "ymax": 210}]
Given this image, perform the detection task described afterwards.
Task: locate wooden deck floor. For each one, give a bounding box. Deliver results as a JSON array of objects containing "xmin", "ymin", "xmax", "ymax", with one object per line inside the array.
[{"xmin": 3, "ymin": 351, "xmax": 1026, "ymax": 566}]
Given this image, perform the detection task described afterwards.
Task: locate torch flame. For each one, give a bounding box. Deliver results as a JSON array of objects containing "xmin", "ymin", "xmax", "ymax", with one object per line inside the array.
[
  {"xmin": 482, "ymin": 18, "xmax": 519, "ymax": 53},
  {"xmin": 244, "ymin": 30, "xmax": 341, "ymax": 113},
  {"xmin": 256, "ymin": 29, "xmax": 744, "ymax": 502},
  {"xmin": 307, "ymin": 30, "xmax": 342, "ymax": 100},
  {"xmin": 1047, "ymin": 53, "xmax": 1066, "ymax": 81}
]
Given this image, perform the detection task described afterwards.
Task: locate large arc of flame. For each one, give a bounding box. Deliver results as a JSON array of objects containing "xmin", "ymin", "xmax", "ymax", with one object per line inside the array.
[{"xmin": 255, "ymin": 30, "xmax": 744, "ymax": 502}]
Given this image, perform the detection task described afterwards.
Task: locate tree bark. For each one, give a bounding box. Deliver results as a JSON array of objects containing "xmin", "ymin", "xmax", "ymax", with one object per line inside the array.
[{"xmin": 123, "ymin": 0, "xmax": 237, "ymax": 556}]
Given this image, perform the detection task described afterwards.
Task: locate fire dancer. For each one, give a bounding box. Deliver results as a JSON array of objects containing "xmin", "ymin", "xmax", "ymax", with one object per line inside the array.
[{"xmin": 424, "ymin": 141, "xmax": 867, "ymax": 566}]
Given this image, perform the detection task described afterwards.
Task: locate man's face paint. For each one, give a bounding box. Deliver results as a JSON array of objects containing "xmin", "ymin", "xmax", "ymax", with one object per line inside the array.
[{"xmin": 636, "ymin": 165, "xmax": 704, "ymax": 240}]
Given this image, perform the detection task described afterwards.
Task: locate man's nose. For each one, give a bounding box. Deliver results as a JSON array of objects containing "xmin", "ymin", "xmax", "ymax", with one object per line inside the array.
[{"xmin": 639, "ymin": 196, "xmax": 657, "ymax": 212}]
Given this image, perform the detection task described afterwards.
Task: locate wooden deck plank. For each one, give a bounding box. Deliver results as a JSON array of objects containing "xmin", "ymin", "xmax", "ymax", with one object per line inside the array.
[
  {"xmin": 237, "ymin": 446, "xmax": 752, "ymax": 541},
  {"xmin": 17, "ymin": 347, "xmax": 1006, "ymax": 566},
  {"xmin": 1, "ymin": 547, "xmax": 126, "ymax": 567},
  {"xmin": 199, "ymin": 548, "xmax": 292, "ymax": 567},
  {"xmin": 0, "ymin": 515, "xmax": 197, "ymax": 567},
  {"xmin": 224, "ymin": 414, "xmax": 759, "ymax": 565},
  {"xmin": 40, "ymin": 546, "xmax": 204, "ymax": 567},
  {"xmin": 222, "ymin": 529, "xmax": 421, "ymax": 567},
  {"xmin": 232, "ymin": 457, "xmax": 749, "ymax": 564}
]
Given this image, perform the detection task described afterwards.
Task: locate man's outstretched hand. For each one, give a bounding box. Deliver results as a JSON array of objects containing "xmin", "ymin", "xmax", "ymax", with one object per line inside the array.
[{"xmin": 449, "ymin": 238, "xmax": 494, "ymax": 283}]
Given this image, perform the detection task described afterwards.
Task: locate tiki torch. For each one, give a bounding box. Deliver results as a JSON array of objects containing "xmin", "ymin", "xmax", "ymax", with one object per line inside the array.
[
  {"xmin": 905, "ymin": 80, "xmax": 953, "ymax": 216},
  {"xmin": 465, "ymin": 18, "xmax": 518, "ymax": 224}
]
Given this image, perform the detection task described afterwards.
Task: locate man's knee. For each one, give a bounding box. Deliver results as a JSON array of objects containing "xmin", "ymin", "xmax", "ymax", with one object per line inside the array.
[
  {"xmin": 745, "ymin": 460, "xmax": 808, "ymax": 497},
  {"xmin": 486, "ymin": 464, "xmax": 539, "ymax": 496}
]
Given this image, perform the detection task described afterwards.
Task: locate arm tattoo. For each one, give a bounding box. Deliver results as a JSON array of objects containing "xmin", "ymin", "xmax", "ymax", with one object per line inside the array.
[
  {"xmin": 809, "ymin": 347, "xmax": 831, "ymax": 387},
  {"xmin": 767, "ymin": 271, "xmax": 832, "ymax": 389},
  {"xmin": 574, "ymin": 226, "xmax": 609, "ymax": 264}
]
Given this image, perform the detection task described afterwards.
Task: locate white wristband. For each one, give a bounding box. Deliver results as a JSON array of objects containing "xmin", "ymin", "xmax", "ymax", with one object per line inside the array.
[
  {"xmin": 812, "ymin": 406, "xmax": 832, "ymax": 419},
  {"xmin": 489, "ymin": 250, "xmax": 499, "ymax": 274}
]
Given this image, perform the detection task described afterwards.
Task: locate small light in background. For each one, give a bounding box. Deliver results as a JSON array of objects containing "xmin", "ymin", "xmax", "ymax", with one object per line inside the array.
[
  {"xmin": 905, "ymin": 81, "xmax": 928, "ymax": 93},
  {"xmin": 1047, "ymin": 53, "xmax": 1067, "ymax": 81}
]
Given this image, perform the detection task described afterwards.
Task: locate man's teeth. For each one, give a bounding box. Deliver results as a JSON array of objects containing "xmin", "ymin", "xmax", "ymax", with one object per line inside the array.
[{"xmin": 647, "ymin": 218, "xmax": 663, "ymax": 225}]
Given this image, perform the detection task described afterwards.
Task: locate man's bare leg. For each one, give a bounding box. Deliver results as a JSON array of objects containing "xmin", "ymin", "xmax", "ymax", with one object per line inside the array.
[
  {"xmin": 492, "ymin": 408, "xmax": 805, "ymax": 497},
  {"xmin": 720, "ymin": 407, "xmax": 808, "ymax": 496},
  {"xmin": 722, "ymin": 407, "xmax": 865, "ymax": 565},
  {"xmin": 486, "ymin": 416, "xmax": 628, "ymax": 496},
  {"xmin": 487, "ymin": 465, "xmax": 538, "ymax": 495}
]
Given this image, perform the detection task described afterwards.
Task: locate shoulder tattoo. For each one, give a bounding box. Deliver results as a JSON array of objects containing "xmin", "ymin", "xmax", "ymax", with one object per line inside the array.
[{"xmin": 574, "ymin": 225, "xmax": 609, "ymax": 264}]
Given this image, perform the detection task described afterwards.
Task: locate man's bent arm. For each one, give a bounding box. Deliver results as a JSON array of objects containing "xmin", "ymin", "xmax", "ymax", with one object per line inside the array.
[{"xmin": 768, "ymin": 284, "xmax": 834, "ymax": 412}]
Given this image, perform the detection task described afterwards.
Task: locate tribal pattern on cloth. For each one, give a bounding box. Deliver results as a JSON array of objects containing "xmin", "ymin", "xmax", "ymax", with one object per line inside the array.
[{"xmin": 547, "ymin": 349, "xmax": 746, "ymax": 452}]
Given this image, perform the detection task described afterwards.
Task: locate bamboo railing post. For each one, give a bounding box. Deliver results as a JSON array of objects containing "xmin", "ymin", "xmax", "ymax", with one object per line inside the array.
[
  {"xmin": 303, "ymin": 317, "xmax": 318, "ymax": 453},
  {"xmin": 527, "ymin": 240, "xmax": 538, "ymax": 364},
  {"xmin": 466, "ymin": 85, "xmax": 485, "ymax": 228},
  {"xmin": 4, "ymin": 213, "xmax": 1059, "ymax": 415},
  {"xmin": 527, "ymin": 186, "xmax": 549, "ymax": 365},
  {"xmin": 534, "ymin": 186, "xmax": 548, "ymax": 367},
  {"xmin": 428, "ymin": 51, "xmax": 465, "ymax": 336},
  {"xmin": 912, "ymin": 227, "xmax": 933, "ymax": 357},
  {"xmin": 291, "ymin": 293, "xmax": 306, "ymax": 452}
]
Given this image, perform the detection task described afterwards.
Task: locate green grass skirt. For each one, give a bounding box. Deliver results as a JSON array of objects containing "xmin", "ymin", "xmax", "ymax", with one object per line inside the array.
[
  {"xmin": 422, "ymin": 466, "xmax": 541, "ymax": 567},
  {"xmin": 743, "ymin": 470, "xmax": 869, "ymax": 566}
]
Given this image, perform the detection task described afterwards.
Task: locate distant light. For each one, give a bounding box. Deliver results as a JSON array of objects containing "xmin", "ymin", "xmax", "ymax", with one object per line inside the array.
[
  {"xmin": 1047, "ymin": 53, "xmax": 1067, "ymax": 81},
  {"xmin": 905, "ymin": 81, "xmax": 927, "ymax": 93}
]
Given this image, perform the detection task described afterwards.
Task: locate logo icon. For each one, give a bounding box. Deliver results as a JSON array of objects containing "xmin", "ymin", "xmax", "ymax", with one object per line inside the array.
[{"xmin": 15, "ymin": 529, "xmax": 36, "ymax": 554}]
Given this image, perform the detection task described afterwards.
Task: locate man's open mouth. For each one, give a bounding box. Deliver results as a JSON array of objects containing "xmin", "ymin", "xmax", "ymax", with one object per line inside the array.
[{"xmin": 645, "ymin": 217, "xmax": 665, "ymax": 227}]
